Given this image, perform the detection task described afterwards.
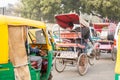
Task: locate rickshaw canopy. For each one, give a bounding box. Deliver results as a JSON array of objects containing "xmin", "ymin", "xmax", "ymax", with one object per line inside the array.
[
  {"xmin": 55, "ymin": 13, "xmax": 89, "ymax": 29},
  {"xmin": 93, "ymin": 23, "xmax": 110, "ymax": 32},
  {"xmin": 93, "ymin": 23, "xmax": 116, "ymax": 33},
  {"xmin": 55, "ymin": 13, "xmax": 80, "ymax": 29}
]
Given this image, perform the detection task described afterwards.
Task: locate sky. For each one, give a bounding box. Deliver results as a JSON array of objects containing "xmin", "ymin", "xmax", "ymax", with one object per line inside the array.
[{"xmin": 0, "ymin": 0, "xmax": 18, "ymax": 7}]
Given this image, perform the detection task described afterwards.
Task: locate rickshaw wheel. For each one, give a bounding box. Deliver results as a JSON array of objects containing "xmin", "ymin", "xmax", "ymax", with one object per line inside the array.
[
  {"xmin": 95, "ymin": 49, "xmax": 100, "ymax": 60},
  {"xmin": 88, "ymin": 50, "xmax": 95, "ymax": 66},
  {"xmin": 77, "ymin": 53, "xmax": 88, "ymax": 76},
  {"xmin": 54, "ymin": 58, "xmax": 66, "ymax": 73},
  {"xmin": 111, "ymin": 48, "xmax": 116, "ymax": 61}
]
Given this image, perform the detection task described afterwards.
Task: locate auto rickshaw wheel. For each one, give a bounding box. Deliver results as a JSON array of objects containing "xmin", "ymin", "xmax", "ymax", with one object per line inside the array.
[
  {"xmin": 77, "ymin": 53, "xmax": 88, "ymax": 76},
  {"xmin": 88, "ymin": 50, "xmax": 95, "ymax": 66},
  {"xmin": 54, "ymin": 58, "xmax": 66, "ymax": 73},
  {"xmin": 111, "ymin": 48, "xmax": 116, "ymax": 61},
  {"xmin": 95, "ymin": 49, "xmax": 100, "ymax": 60}
]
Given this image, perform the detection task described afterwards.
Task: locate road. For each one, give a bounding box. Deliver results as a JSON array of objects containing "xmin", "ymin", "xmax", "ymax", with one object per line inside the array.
[{"xmin": 51, "ymin": 53, "xmax": 116, "ymax": 80}]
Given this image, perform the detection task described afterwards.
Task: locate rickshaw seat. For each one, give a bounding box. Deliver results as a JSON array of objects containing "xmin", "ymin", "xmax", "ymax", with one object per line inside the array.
[
  {"xmin": 56, "ymin": 43, "xmax": 85, "ymax": 49},
  {"xmin": 99, "ymin": 44, "xmax": 112, "ymax": 50},
  {"xmin": 97, "ymin": 40, "xmax": 114, "ymax": 44},
  {"xmin": 60, "ymin": 32, "xmax": 81, "ymax": 39}
]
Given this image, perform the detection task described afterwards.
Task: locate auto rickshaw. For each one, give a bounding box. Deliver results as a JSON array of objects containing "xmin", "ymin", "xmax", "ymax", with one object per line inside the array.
[
  {"xmin": 115, "ymin": 30, "xmax": 120, "ymax": 80},
  {"xmin": 0, "ymin": 15, "xmax": 53, "ymax": 80}
]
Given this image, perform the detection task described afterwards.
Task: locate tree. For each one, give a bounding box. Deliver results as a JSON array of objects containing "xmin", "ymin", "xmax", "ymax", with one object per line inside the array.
[
  {"xmin": 20, "ymin": 0, "xmax": 62, "ymax": 22},
  {"xmin": 40, "ymin": 0, "xmax": 62, "ymax": 22},
  {"xmin": 79, "ymin": 0, "xmax": 120, "ymax": 21},
  {"xmin": 20, "ymin": 0, "xmax": 82, "ymax": 22},
  {"xmin": 61, "ymin": 0, "xmax": 81, "ymax": 14},
  {"xmin": 20, "ymin": 0, "xmax": 120, "ymax": 22},
  {"xmin": 21, "ymin": 0, "xmax": 42, "ymax": 20}
]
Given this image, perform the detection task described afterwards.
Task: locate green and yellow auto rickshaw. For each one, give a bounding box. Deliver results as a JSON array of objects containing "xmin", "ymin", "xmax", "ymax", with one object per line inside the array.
[
  {"xmin": 0, "ymin": 15, "xmax": 53, "ymax": 80},
  {"xmin": 115, "ymin": 29, "xmax": 120, "ymax": 80}
]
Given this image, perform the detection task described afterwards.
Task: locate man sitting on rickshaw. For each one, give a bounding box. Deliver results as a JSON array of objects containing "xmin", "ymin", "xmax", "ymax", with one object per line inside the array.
[
  {"xmin": 73, "ymin": 21, "xmax": 94, "ymax": 57},
  {"xmin": 26, "ymin": 42, "xmax": 46, "ymax": 70},
  {"xmin": 29, "ymin": 46, "xmax": 42, "ymax": 69}
]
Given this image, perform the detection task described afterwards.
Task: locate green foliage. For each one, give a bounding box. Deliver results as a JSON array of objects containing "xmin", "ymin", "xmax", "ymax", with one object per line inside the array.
[
  {"xmin": 61, "ymin": 0, "xmax": 81, "ymax": 14},
  {"xmin": 21, "ymin": 0, "xmax": 42, "ymax": 20},
  {"xmin": 20, "ymin": 0, "xmax": 120, "ymax": 22},
  {"xmin": 80, "ymin": 0, "xmax": 120, "ymax": 21},
  {"xmin": 21, "ymin": 0, "xmax": 62, "ymax": 22},
  {"xmin": 20, "ymin": 0, "xmax": 82, "ymax": 22}
]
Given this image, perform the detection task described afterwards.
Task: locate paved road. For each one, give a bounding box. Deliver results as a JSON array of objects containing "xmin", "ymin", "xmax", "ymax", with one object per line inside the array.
[{"xmin": 51, "ymin": 53, "xmax": 116, "ymax": 80}]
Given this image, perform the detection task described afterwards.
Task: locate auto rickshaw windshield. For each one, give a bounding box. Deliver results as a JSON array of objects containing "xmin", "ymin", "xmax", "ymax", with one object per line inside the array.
[{"xmin": 28, "ymin": 29, "xmax": 47, "ymax": 44}]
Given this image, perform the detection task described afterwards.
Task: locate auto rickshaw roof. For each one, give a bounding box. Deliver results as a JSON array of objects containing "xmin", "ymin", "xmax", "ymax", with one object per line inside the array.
[{"xmin": 0, "ymin": 15, "xmax": 46, "ymax": 28}]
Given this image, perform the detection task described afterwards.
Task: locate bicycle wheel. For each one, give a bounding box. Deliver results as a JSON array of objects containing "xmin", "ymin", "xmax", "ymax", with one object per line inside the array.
[
  {"xmin": 88, "ymin": 50, "xmax": 95, "ymax": 66},
  {"xmin": 77, "ymin": 53, "xmax": 88, "ymax": 76},
  {"xmin": 55, "ymin": 58, "xmax": 66, "ymax": 73}
]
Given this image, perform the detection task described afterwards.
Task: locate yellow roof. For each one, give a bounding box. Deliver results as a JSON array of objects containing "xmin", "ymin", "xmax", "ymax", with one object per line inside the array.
[{"xmin": 0, "ymin": 15, "xmax": 46, "ymax": 28}]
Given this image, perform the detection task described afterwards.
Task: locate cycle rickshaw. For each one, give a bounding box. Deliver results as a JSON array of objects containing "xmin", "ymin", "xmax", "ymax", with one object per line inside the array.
[
  {"xmin": 0, "ymin": 15, "xmax": 53, "ymax": 80},
  {"xmin": 54, "ymin": 13, "xmax": 95, "ymax": 76},
  {"xmin": 93, "ymin": 23, "xmax": 116, "ymax": 60}
]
